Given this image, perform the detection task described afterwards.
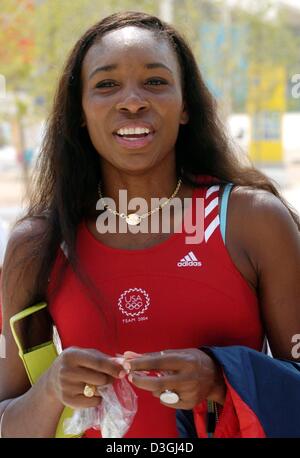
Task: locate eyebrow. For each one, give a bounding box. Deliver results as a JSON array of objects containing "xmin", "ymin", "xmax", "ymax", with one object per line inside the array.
[{"xmin": 88, "ymin": 62, "xmax": 173, "ymax": 80}]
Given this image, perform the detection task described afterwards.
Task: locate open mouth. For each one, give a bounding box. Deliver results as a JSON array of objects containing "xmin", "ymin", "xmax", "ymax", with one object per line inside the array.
[
  {"xmin": 113, "ymin": 131, "xmax": 155, "ymax": 149},
  {"xmin": 115, "ymin": 132, "xmax": 150, "ymax": 139}
]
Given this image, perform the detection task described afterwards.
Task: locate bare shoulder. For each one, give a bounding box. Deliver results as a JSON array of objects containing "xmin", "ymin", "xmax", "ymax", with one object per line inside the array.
[
  {"xmin": 227, "ymin": 185, "xmax": 300, "ymax": 270},
  {"xmin": 6, "ymin": 216, "xmax": 47, "ymax": 247},
  {"xmin": 2, "ymin": 216, "xmax": 49, "ymax": 324},
  {"xmin": 0, "ymin": 216, "xmax": 51, "ymax": 401},
  {"xmin": 226, "ymin": 187, "xmax": 300, "ymax": 361},
  {"xmin": 4, "ymin": 216, "xmax": 48, "ymax": 266},
  {"xmin": 229, "ymin": 185, "xmax": 298, "ymax": 228}
]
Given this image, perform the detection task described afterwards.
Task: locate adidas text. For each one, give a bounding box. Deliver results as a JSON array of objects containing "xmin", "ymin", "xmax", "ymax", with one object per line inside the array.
[{"xmin": 177, "ymin": 260, "xmax": 202, "ymax": 267}]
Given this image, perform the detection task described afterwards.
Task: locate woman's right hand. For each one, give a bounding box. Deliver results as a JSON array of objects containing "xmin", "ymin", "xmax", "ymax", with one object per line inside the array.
[{"xmin": 46, "ymin": 347, "xmax": 125, "ymax": 409}]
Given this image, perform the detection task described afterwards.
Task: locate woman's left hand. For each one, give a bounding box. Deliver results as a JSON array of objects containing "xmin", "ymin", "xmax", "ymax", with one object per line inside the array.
[{"xmin": 123, "ymin": 348, "xmax": 227, "ymax": 409}]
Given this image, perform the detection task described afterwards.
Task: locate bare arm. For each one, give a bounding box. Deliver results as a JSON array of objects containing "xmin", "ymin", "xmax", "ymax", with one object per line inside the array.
[
  {"xmin": 231, "ymin": 188, "xmax": 300, "ymax": 360},
  {"xmin": 0, "ymin": 220, "xmax": 65, "ymax": 437},
  {"xmin": 177, "ymin": 189, "xmax": 300, "ymax": 406},
  {"xmin": 0, "ymin": 220, "xmax": 124, "ymax": 438},
  {"xmin": 183, "ymin": 189, "xmax": 300, "ymax": 407}
]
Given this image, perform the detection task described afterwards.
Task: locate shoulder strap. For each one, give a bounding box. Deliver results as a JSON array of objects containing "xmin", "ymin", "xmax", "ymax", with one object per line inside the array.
[
  {"xmin": 10, "ymin": 302, "xmax": 49, "ymax": 357},
  {"xmin": 220, "ymin": 183, "xmax": 234, "ymax": 245},
  {"xmin": 10, "ymin": 303, "xmax": 80, "ymax": 438}
]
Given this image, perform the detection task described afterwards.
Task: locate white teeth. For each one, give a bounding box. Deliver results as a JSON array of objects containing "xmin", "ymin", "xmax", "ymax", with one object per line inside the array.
[{"xmin": 116, "ymin": 127, "xmax": 151, "ymax": 136}]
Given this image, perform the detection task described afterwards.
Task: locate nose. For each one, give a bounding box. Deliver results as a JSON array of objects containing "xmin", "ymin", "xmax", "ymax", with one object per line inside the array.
[{"xmin": 115, "ymin": 90, "xmax": 150, "ymax": 114}]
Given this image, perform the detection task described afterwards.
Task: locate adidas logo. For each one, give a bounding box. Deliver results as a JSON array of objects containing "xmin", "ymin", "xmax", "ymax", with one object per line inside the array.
[{"xmin": 177, "ymin": 251, "xmax": 202, "ymax": 267}]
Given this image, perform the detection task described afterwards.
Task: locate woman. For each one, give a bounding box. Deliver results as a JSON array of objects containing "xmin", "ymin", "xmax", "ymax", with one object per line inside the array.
[{"xmin": 0, "ymin": 11, "xmax": 299, "ymax": 438}]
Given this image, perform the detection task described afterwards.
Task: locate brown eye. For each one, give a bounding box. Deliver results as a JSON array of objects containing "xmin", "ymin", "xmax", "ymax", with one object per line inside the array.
[
  {"xmin": 96, "ymin": 81, "xmax": 114, "ymax": 88},
  {"xmin": 95, "ymin": 79, "xmax": 167, "ymax": 89},
  {"xmin": 95, "ymin": 81, "xmax": 117, "ymax": 88},
  {"xmin": 146, "ymin": 78, "xmax": 167, "ymax": 86}
]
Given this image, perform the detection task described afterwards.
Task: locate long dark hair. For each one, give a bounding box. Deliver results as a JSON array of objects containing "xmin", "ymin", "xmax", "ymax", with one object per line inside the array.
[{"xmin": 8, "ymin": 11, "xmax": 300, "ymax": 317}]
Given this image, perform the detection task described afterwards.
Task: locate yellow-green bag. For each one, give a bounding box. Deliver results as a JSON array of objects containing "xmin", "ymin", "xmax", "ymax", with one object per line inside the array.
[{"xmin": 10, "ymin": 302, "xmax": 81, "ymax": 438}]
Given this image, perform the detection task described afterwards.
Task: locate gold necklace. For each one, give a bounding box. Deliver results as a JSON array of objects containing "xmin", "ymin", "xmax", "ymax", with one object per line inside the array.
[{"xmin": 97, "ymin": 178, "xmax": 182, "ymax": 226}]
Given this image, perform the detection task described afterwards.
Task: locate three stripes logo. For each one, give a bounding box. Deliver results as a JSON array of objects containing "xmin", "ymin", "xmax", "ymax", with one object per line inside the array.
[{"xmin": 177, "ymin": 251, "xmax": 202, "ymax": 267}]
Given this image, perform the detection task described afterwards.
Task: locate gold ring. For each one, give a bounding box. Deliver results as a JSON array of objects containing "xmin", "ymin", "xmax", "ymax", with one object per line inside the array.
[{"xmin": 83, "ymin": 384, "xmax": 96, "ymax": 398}]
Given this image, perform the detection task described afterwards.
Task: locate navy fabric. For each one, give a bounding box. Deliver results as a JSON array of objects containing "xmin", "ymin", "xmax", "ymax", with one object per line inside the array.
[
  {"xmin": 206, "ymin": 345, "xmax": 300, "ymax": 438},
  {"xmin": 176, "ymin": 409, "xmax": 198, "ymax": 438}
]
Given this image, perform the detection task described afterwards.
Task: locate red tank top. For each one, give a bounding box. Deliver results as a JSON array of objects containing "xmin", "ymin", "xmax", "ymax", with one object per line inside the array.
[{"xmin": 47, "ymin": 183, "xmax": 264, "ymax": 438}]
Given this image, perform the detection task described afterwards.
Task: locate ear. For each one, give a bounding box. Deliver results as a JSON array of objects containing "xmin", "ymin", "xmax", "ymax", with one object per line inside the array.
[{"xmin": 180, "ymin": 101, "xmax": 189, "ymax": 125}]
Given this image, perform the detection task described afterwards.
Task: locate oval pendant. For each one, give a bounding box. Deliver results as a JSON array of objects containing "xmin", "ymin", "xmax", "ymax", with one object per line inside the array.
[{"xmin": 126, "ymin": 213, "xmax": 141, "ymax": 226}]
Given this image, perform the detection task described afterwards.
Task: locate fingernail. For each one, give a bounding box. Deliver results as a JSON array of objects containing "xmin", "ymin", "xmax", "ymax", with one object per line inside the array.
[
  {"xmin": 118, "ymin": 370, "xmax": 126, "ymax": 379},
  {"xmin": 128, "ymin": 373, "xmax": 133, "ymax": 383},
  {"xmin": 123, "ymin": 362, "xmax": 131, "ymax": 371},
  {"xmin": 123, "ymin": 351, "xmax": 142, "ymax": 358}
]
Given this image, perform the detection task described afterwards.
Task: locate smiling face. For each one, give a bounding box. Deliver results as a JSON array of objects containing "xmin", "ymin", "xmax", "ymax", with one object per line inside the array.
[{"xmin": 81, "ymin": 26, "xmax": 189, "ymax": 174}]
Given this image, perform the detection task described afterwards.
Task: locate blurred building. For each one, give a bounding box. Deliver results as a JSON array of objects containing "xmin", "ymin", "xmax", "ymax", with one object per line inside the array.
[{"xmin": 197, "ymin": 0, "xmax": 300, "ymax": 171}]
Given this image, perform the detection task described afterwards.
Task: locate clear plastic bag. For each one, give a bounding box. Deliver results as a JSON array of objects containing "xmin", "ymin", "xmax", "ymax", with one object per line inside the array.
[{"xmin": 63, "ymin": 376, "xmax": 138, "ymax": 438}]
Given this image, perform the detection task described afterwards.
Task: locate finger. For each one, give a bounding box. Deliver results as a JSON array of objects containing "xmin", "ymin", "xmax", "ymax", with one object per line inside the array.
[
  {"xmin": 66, "ymin": 348, "xmax": 123, "ymax": 378},
  {"xmin": 112, "ymin": 356, "xmax": 125, "ymax": 365},
  {"xmin": 77, "ymin": 395, "xmax": 103, "ymax": 408},
  {"xmin": 124, "ymin": 351, "xmax": 182, "ymax": 372},
  {"xmin": 62, "ymin": 380, "xmax": 99, "ymax": 397},
  {"xmin": 58, "ymin": 382, "xmax": 103, "ymax": 409},
  {"xmin": 152, "ymin": 390, "xmax": 196, "ymax": 410},
  {"xmin": 64, "ymin": 394, "xmax": 103, "ymax": 410},
  {"xmin": 69, "ymin": 367, "xmax": 115, "ymax": 387},
  {"xmin": 123, "ymin": 351, "xmax": 143, "ymax": 359},
  {"xmin": 128, "ymin": 372, "xmax": 183, "ymax": 392},
  {"xmin": 159, "ymin": 399, "xmax": 196, "ymax": 410}
]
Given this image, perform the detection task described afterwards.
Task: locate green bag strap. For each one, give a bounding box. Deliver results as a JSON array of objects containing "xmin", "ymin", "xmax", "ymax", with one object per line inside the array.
[
  {"xmin": 10, "ymin": 302, "xmax": 80, "ymax": 438},
  {"xmin": 10, "ymin": 302, "xmax": 49, "ymax": 356}
]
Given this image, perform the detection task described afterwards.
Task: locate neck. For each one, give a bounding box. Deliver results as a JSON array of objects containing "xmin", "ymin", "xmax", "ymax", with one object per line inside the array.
[{"xmin": 99, "ymin": 167, "xmax": 181, "ymax": 210}]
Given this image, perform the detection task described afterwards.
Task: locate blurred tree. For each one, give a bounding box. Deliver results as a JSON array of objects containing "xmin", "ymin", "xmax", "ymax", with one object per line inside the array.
[
  {"xmin": 2, "ymin": 0, "xmax": 159, "ymax": 116},
  {"xmin": 1, "ymin": 0, "xmax": 299, "ymax": 123},
  {"xmin": 0, "ymin": 0, "xmax": 158, "ymax": 192},
  {"xmin": 0, "ymin": 0, "xmax": 35, "ymax": 193},
  {"xmin": 0, "ymin": 0, "xmax": 35, "ymax": 86},
  {"xmin": 31, "ymin": 0, "xmax": 158, "ymax": 112}
]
